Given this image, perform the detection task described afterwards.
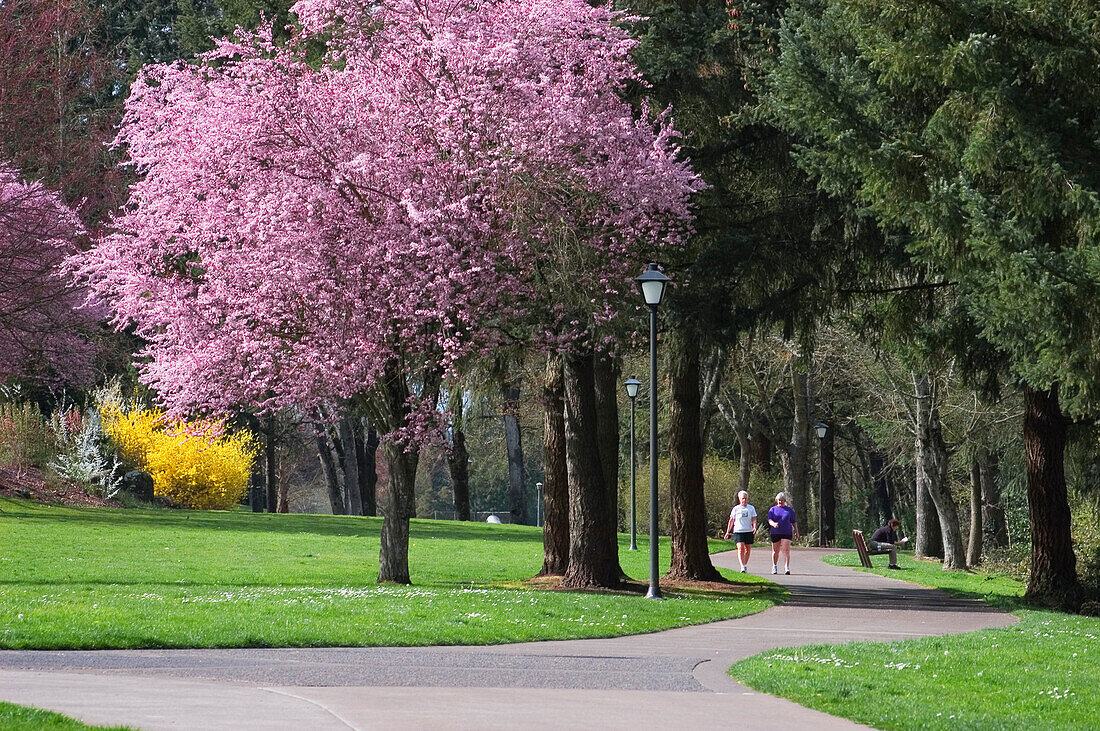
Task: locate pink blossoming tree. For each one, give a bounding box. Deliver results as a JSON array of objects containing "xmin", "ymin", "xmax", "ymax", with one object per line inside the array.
[
  {"xmin": 0, "ymin": 163, "xmax": 96, "ymax": 385},
  {"xmin": 79, "ymin": 0, "xmax": 701, "ymax": 583}
]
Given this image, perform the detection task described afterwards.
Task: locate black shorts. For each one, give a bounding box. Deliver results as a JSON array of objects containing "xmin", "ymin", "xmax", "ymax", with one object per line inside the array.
[
  {"xmin": 770, "ymin": 533, "xmax": 793, "ymax": 543},
  {"xmin": 733, "ymin": 531, "xmax": 754, "ymax": 545}
]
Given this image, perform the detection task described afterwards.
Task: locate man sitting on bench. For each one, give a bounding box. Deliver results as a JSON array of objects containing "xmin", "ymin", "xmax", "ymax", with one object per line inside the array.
[{"xmin": 869, "ymin": 518, "xmax": 908, "ymax": 569}]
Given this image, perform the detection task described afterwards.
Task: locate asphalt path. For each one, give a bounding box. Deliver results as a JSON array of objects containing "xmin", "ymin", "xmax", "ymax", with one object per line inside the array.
[{"xmin": 0, "ymin": 547, "xmax": 1017, "ymax": 730}]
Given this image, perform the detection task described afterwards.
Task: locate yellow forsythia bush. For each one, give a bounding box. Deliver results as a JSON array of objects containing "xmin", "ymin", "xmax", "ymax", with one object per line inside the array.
[{"xmin": 102, "ymin": 408, "xmax": 257, "ymax": 510}]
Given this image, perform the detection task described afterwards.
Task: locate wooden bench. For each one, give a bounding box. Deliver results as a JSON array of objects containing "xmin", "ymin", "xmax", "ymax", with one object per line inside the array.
[{"xmin": 852, "ymin": 529, "xmax": 894, "ymax": 568}]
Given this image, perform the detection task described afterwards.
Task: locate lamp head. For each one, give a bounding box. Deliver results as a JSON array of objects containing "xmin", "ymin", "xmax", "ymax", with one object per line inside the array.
[
  {"xmin": 815, "ymin": 422, "xmax": 828, "ymax": 439},
  {"xmin": 635, "ymin": 263, "xmax": 670, "ymax": 306},
  {"xmin": 624, "ymin": 378, "xmax": 641, "ymax": 399}
]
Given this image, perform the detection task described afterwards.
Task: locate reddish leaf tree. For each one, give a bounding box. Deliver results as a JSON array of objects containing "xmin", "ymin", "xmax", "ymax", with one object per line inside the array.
[
  {"xmin": 0, "ymin": 0, "xmax": 118, "ymax": 216},
  {"xmin": 0, "ymin": 164, "xmax": 96, "ymax": 384}
]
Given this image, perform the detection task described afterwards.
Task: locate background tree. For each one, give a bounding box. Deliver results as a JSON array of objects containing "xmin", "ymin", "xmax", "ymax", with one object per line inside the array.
[
  {"xmin": 759, "ymin": 0, "xmax": 1100, "ymax": 606},
  {"xmin": 0, "ymin": 165, "xmax": 97, "ymax": 385}
]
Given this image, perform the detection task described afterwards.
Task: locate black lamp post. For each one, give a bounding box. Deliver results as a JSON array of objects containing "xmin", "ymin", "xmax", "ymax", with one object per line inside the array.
[
  {"xmin": 815, "ymin": 421, "xmax": 827, "ymax": 546},
  {"xmin": 624, "ymin": 377, "xmax": 641, "ymax": 551},
  {"xmin": 535, "ymin": 481, "xmax": 543, "ymax": 527},
  {"xmin": 636, "ymin": 263, "xmax": 669, "ymax": 600}
]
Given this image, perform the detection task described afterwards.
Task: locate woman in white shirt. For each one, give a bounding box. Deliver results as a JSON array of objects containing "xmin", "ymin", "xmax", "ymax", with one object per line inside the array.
[{"xmin": 723, "ymin": 490, "xmax": 758, "ymax": 572}]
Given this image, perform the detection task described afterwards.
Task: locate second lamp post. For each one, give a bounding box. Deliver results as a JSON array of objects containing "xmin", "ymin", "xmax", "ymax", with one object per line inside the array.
[
  {"xmin": 636, "ymin": 263, "xmax": 669, "ymax": 600},
  {"xmin": 624, "ymin": 377, "xmax": 641, "ymax": 551},
  {"xmin": 815, "ymin": 421, "xmax": 827, "ymax": 546}
]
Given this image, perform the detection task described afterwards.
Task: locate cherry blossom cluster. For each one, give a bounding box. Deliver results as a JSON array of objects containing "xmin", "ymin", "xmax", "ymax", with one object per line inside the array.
[{"xmin": 78, "ymin": 0, "xmax": 702, "ymax": 415}]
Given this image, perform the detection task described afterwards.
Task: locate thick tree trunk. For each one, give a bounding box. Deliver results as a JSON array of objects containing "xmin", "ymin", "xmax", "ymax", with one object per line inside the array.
[
  {"xmin": 784, "ymin": 368, "xmax": 810, "ymax": 524},
  {"xmin": 314, "ymin": 421, "xmax": 345, "ymax": 515},
  {"xmin": 1023, "ymin": 385, "xmax": 1078, "ymax": 607},
  {"xmin": 667, "ymin": 330, "xmax": 721, "ymax": 581},
  {"xmin": 539, "ymin": 354, "xmax": 569, "ymax": 576},
  {"xmin": 339, "ymin": 416, "xmax": 363, "ymax": 516},
  {"xmin": 981, "ymin": 453, "xmax": 1008, "ymax": 548},
  {"xmin": 820, "ymin": 416, "xmax": 836, "ymax": 545},
  {"xmin": 698, "ymin": 344, "xmax": 727, "ymax": 445},
  {"xmin": 561, "ymin": 348, "xmax": 620, "ymax": 589},
  {"xmin": 968, "ymin": 457, "xmax": 983, "ymax": 566},
  {"xmin": 265, "ymin": 419, "xmax": 277, "ymax": 513},
  {"xmin": 914, "ymin": 373, "xmax": 965, "ymax": 569},
  {"xmin": 276, "ymin": 480, "xmax": 289, "ymax": 513},
  {"xmin": 447, "ymin": 391, "xmax": 471, "ymax": 521},
  {"xmin": 501, "ymin": 380, "xmax": 529, "ymax": 526},
  {"xmin": 750, "ymin": 431, "xmax": 773, "ymax": 474},
  {"xmin": 361, "ymin": 424, "xmax": 379, "ymax": 517},
  {"xmin": 377, "ymin": 370, "xmax": 419, "ymax": 585},
  {"xmin": 593, "ymin": 350, "xmax": 621, "ymax": 534},
  {"xmin": 914, "ymin": 460, "xmax": 941, "ymax": 558}
]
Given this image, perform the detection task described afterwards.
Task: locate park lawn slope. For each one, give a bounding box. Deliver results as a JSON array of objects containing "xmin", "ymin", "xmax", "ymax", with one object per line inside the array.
[
  {"xmin": 0, "ymin": 498, "xmax": 778, "ymax": 649},
  {"xmin": 730, "ymin": 553, "xmax": 1099, "ymax": 730}
]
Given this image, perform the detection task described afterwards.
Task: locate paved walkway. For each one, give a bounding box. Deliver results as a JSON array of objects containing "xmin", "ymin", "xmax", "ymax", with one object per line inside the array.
[{"xmin": 0, "ymin": 548, "xmax": 1016, "ymax": 730}]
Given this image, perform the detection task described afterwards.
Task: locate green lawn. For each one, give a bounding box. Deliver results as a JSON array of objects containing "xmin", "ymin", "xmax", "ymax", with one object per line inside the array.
[
  {"xmin": 730, "ymin": 552, "xmax": 1100, "ymax": 730},
  {"xmin": 0, "ymin": 497, "xmax": 779, "ymax": 649},
  {"xmin": 0, "ymin": 702, "xmax": 133, "ymax": 731}
]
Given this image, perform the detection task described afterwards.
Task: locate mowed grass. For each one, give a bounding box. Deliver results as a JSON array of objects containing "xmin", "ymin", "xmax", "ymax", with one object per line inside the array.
[
  {"xmin": 0, "ymin": 497, "xmax": 779, "ymax": 649},
  {"xmin": 0, "ymin": 701, "xmax": 133, "ymax": 731},
  {"xmin": 731, "ymin": 552, "xmax": 1100, "ymax": 730}
]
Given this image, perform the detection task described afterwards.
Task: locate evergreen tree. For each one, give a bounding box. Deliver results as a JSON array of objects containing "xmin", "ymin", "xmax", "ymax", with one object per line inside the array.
[{"xmin": 760, "ymin": 0, "xmax": 1100, "ymax": 606}]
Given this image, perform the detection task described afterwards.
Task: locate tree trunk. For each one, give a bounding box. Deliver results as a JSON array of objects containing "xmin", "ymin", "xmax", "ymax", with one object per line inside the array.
[
  {"xmin": 539, "ymin": 354, "xmax": 569, "ymax": 576},
  {"xmin": 276, "ymin": 480, "xmax": 289, "ymax": 513},
  {"xmin": 361, "ymin": 424, "xmax": 379, "ymax": 517},
  {"xmin": 914, "ymin": 372, "xmax": 965, "ymax": 569},
  {"xmin": 561, "ymin": 348, "xmax": 620, "ymax": 589},
  {"xmin": 339, "ymin": 416, "xmax": 363, "ymax": 516},
  {"xmin": 698, "ymin": 343, "xmax": 727, "ymax": 445},
  {"xmin": 967, "ymin": 457, "xmax": 983, "ymax": 566},
  {"xmin": 376, "ymin": 369, "xmax": 418, "ymax": 585},
  {"xmin": 750, "ymin": 431, "xmax": 773, "ymax": 474},
  {"xmin": 784, "ymin": 368, "xmax": 809, "ymax": 523},
  {"xmin": 869, "ymin": 449, "xmax": 891, "ymax": 527},
  {"xmin": 314, "ymin": 420, "xmax": 345, "ymax": 515},
  {"xmin": 265, "ymin": 419, "xmax": 277, "ymax": 513},
  {"xmin": 593, "ymin": 350, "xmax": 621, "ymax": 534},
  {"xmin": 667, "ymin": 330, "xmax": 721, "ymax": 581},
  {"xmin": 501, "ymin": 380, "xmax": 529, "ymax": 525},
  {"xmin": 820, "ymin": 416, "xmax": 836, "ymax": 546},
  {"xmin": 737, "ymin": 428, "xmax": 751, "ymax": 496},
  {"xmin": 447, "ymin": 390, "xmax": 471, "ymax": 521},
  {"xmin": 981, "ymin": 453, "xmax": 1008, "ymax": 548},
  {"xmin": 1023, "ymin": 385, "xmax": 1078, "ymax": 607}
]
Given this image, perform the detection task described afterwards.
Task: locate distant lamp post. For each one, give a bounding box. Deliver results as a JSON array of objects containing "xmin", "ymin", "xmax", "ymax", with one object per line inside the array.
[
  {"xmin": 536, "ymin": 481, "xmax": 543, "ymax": 528},
  {"xmin": 624, "ymin": 378, "xmax": 641, "ymax": 551},
  {"xmin": 636, "ymin": 263, "xmax": 669, "ymax": 600},
  {"xmin": 815, "ymin": 422, "xmax": 828, "ymax": 547}
]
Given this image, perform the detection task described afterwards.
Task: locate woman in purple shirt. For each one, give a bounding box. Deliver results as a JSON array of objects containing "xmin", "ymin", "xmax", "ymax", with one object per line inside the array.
[{"xmin": 767, "ymin": 492, "xmax": 799, "ymax": 575}]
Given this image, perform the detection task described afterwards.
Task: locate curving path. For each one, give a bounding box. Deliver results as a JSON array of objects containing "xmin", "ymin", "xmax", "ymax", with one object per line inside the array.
[{"xmin": 0, "ymin": 548, "xmax": 1016, "ymax": 730}]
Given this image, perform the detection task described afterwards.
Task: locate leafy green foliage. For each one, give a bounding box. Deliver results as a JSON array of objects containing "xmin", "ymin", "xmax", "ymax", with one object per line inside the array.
[{"xmin": 760, "ymin": 0, "xmax": 1100, "ymax": 412}]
